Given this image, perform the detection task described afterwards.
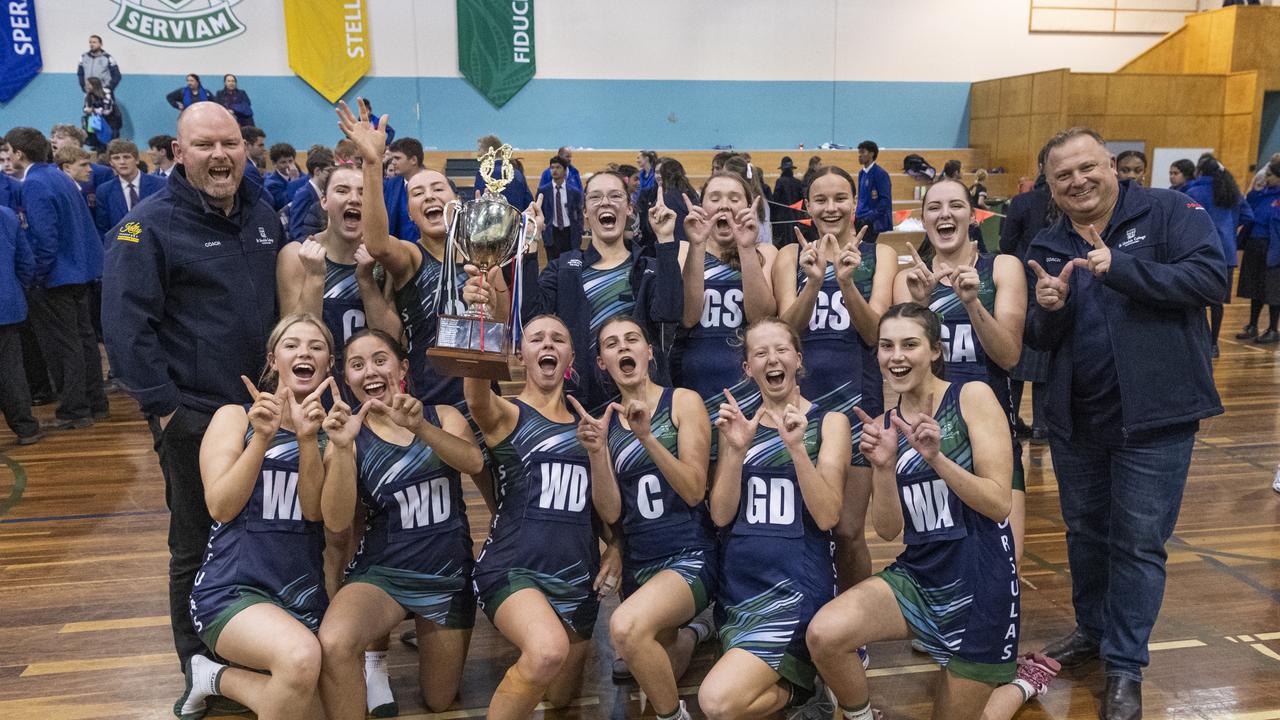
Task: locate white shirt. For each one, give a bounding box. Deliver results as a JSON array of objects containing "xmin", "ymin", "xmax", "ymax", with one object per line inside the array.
[{"xmin": 552, "ymin": 181, "xmax": 569, "ymax": 228}]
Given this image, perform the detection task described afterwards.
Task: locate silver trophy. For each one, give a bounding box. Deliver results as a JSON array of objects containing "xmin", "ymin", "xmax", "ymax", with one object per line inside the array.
[{"xmin": 428, "ymin": 144, "xmax": 533, "ymax": 380}]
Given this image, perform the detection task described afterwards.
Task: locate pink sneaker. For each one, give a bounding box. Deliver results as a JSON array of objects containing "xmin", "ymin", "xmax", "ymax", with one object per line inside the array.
[{"xmin": 1014, "ymin": 651, "xmax": 1061, "ymax": 699}]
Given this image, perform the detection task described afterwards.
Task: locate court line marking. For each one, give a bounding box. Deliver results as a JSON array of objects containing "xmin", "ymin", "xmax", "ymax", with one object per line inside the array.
[
  {"xmin": 0, "ymin": 451, "xmax": 28, "ymax": 516},
  {"xmin": 0, "ymin": 509, "xmax": 168, "ymax": 525},
  {"xmin": 59, "ymin": 616, "xmax": 170, "ymax": 634}
]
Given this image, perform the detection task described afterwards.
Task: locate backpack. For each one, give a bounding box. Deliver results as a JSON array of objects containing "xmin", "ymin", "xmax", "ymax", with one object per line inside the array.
[{"xmin": 902, "ymin": 154, "xmax": 936, "ymax": 181}]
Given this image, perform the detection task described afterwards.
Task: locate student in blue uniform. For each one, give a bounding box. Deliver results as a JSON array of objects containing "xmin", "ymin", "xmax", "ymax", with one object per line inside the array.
[
  {"xmin": 514, "ymin": 171, "xmax": 685, "ymax": 411},
  {"xmin": 771, "ymin": 166, "xmax": 897, "ymax": 605},
  {"xmin": 461, "ymin": 313, "xmax": 620, "ymax": 719},
  {"xmin": 569, "ymin": 315, "xmax": 715, "ymax": 720},
  {"xmin": 697, "ymin": 318, "xmax": 851, "ymax": 719},
  {"xmin": 1235, "ymin": 159, "xmax": 1280, "ymax": 344},
  {"xmin": 1168, "ymin": 159, "xmax": 1195, "ymax": 194},
  {"xmin": 174, "ymin": 314, "xmax": 341, "ymax": 720},
  {"xmin": 895, "ymin": 178, "xmax": 1027, "ymax": 567},
  {"xmin": 317, "ymin": 329, "xmax": 485, "ymax": 719},
  {"xmin": 678, "ymin": 172, "xmax": 778, "ymax": 407},
  {"xmin": 1183, "ymin": 155, "xmax": 1252, "ymax": 356},
  {"xmin": 808, "ymin": 303, "xmax": 1018, "ymax": 720},
  {"xmin": 855, "ymin": 140, "xmax": 893, "ymax": 245}
]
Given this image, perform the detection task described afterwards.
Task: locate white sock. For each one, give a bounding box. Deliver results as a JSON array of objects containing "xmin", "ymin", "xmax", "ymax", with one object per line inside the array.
[
  {"xmin": 657, "ymin": 699, "xmax": 691, "ymax": 720},
  {"xmin": 685, "ymin": 616, "xmax": 714, "ymax": 645},
  {"xmin": 364, "ymin": 651, "xmax": 395, "ymax": 712},
  {"xmin": 178, "ymin": 655, "xmax": 226, "ymax": 715},
  {"xmin": 842, "ymin": 700, "xmax": 875, "ymax": 720},
  {"xmin": 1011, "ymin": 677, "xmax": 1035, "ymax": 702}
]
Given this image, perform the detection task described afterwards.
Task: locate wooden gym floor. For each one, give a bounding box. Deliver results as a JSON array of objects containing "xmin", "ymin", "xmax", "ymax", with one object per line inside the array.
[{"xmin": 0, "ymin": 301, "xmax": 1277, "ymax": 720}]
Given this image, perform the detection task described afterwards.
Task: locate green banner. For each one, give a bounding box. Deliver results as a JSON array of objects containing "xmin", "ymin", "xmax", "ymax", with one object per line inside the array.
[{"xmin": 457, "ymin": 0, "xmax": 535, "ymax": 108}]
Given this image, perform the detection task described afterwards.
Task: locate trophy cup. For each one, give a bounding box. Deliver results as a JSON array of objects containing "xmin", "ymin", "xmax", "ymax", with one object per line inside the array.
[{"xmin": 427, "ymin": 144, "xmax": 533, "ymax": 381}]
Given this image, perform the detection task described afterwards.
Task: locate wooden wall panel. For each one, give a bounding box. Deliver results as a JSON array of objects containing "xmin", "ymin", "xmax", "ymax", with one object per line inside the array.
[
  {"xmin": 1162, "ymin": 115, "xmax": 1223, "ymax": 149},
  {"xmin": 970, "ymin": 81, "xmax": 1001, "ymax": 119},
  {"xmin": 1168, "ymin": 75, "xmax": 1225, "ymax": 113},
  {"xmin": 1101, "ymin": 114, "xmax": 1169, "ymax": 143},
  {"xmin": 969, "ymin": 117, "xmax": 998, "ymax": 156},
  {"xmin": 1106, "ymin": 75, "xmax": 1172, "ymax": 115},
  {"xmin": 1204, "ymin": 9, "xmax": 1237, "ymax": 75},
  {"xmin": 1032, "ymin": 70, "xmax": 1068, "ymax": 116},
  {"xmin": 1229, "ymin": 9, "xmax": 1280, "ymax": 90},
  {"xmin": 996, "ymin": 115, "xmax": 1032, "ymax": 172},
  {"xmin": 1223, "ymin": 71, "xmax": 1258, "ymax": 115},
  {"xmin": 1218, "ymin": 113, "xmax": 1255, "ymax": 175},
  {"xmin": 1028, "ymin": 114, "xmax": 1065, "ymax": 167},
  {"xmin": 1181, "ymin": 12, "xmax": 1214, "ymax": 73},
  {"xmin": 999, "ymin": 75, "xmax": 1034, "ymax": 117},
  {"xmin": 1070, "ymin": 74, "xmax": 1109, "ymax": 115}
]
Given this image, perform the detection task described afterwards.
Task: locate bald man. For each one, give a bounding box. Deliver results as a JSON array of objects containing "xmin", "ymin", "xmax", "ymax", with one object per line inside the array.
[{"xmin": 101, "ymin": 102, "xmax": 284, "ymax": 676}]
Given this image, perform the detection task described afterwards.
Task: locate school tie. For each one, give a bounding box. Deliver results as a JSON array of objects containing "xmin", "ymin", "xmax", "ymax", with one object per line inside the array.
[
  {"xmin": 128, "ymin": 181, "xmax": 139, "ymax": 211},
  {"xmin": 554, "ymin": 184, "xmax": 564, "ymax": 228}
]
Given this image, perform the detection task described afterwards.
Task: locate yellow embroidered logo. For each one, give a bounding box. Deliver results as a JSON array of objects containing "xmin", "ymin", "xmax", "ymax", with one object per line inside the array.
[{"xmin": 116, "ymin": 221, "xmax": 142, "ymax": 243}]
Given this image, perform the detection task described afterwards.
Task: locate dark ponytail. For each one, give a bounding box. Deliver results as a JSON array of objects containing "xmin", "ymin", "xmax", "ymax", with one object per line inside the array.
[{"xmin": 1196, "ymin": 155, "xmax": 1242, "ymax": 209}]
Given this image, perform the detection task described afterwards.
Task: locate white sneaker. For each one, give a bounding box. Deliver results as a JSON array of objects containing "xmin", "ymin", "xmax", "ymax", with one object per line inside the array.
[{"xmin": 1272, "ymin": 465, "xmax": 1280, "ymax": 493}]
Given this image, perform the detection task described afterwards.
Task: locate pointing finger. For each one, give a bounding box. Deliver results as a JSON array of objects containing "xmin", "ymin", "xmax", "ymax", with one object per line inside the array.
[
  {"xmin": 907, "ymin": 241, "xmax": 924, "ymax": 267},
  {"xmin": 565, "ymin": 394, "xmax": 589, "ymax": 419},
  {"xmin": 852, "ymin": 407, "xmax": 877, "ymax": 426},
  {"xmin": 240, "ymin": 375, "xmax": 261, "ymax": 401}
]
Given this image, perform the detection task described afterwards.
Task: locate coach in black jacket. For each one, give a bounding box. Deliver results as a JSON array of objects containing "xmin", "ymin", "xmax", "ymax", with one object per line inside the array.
[
  {"xmin": 101, "ymin": 103, "xmax": 281, "ymax": 673},
  {"xmin": 1024, "ymin": 129, "xmax": 1225, "ymax": 720}
]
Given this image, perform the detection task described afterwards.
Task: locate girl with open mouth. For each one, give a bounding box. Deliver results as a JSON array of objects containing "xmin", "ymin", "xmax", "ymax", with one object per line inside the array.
[
  {"xmin": 569, "ymin": 315, "xmax": 716, "ymax": 720},
  {"xmin": 808, "ymin": 303, "xmax": 1018, "ymax": 720},
  {"xmin": 176, "ymin": 313, "xmax": 338, "ymax": 720},
  {"xmin": 315, "ymin": 329, "xmax": 485, "ymax": 719},
  {"xmin": 894, "ymin": 178, "xmax": 1027, "ymax": 571},
  {"xmin": 460, "ymin": 312, "xmax": 620, "ymax": 719},
  {"xmin": 698, "ymin": 318, "xmax": 850, "ymax": 719},
  {"xmin": 770, "ymin": 166, "xmax": 899, "ymax": 649}
]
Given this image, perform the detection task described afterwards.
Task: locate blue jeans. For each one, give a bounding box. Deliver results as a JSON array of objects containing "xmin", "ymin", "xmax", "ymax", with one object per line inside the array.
[{"xmin": 1049, "ymin": 431, "xmax": 1194, "ymax": 681}]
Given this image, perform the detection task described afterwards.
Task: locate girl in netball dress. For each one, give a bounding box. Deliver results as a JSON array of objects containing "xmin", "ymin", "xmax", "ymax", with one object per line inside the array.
[
  {"xmin": 570, "ymin": 315, "xmax": 716, "ymax": 720},
  {"xmin": 808, "ymin": 303, "xmax": 1018, "ymax": 720},
  {"xmin": 316, "ymin": 329, "xmax": 485, "ymax": 718},
  {"xmin": 697, "ymin": 318, "xmax": 850, "ymax": 718},
  {"xmin": 175, "ymin": 314, "xmax": 341, "ymax": 720}
]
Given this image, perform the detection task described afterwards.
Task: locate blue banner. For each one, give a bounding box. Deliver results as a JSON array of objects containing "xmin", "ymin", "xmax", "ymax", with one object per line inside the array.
[{"xmin": 0, "ymin": 0, "xmax": 42, "ymax": 103}]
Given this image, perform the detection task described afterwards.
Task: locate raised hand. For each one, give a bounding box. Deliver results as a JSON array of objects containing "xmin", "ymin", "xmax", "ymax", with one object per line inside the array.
[
  {"xmin": 649, "ymin": 182, "xmax": 677, "ymax": 243},
  {"xmin": 353, "ymin": 243, "xmax": 376, "ymax": 281},
  {"xmin": 1072, "ymin": 224, "xmax": 1111, "ymax": 277},
  {"xmin": 291, "ymin": 377, "xmax": 335, "ymax": 439},
  {"xmin": 853, "ymin": 407, "xmax": 897, "ymax": 469},
  {"xmin": 777, "ymin": 403, "xmax": 808, "ymax": 450},
  {"xmin": 460, "ymin": 263, "xmax": 499, "ymax": 311},
  {"xmin": 796, "ymin": 230, "xmax": 826, "ymax": 283},
  {"xmin": 322, "ymin": 397, "xmax": 372, "ymax": 449},
  {"xmin": 683, "ymin": 192, "xmax": 711, "ymax": 246},
  {"xmin": 834, "ymin": 226, "xmax": 868, "ymax": 285},
  {"xmin": 618, "ymin": 399, "xmax": 652, "ymax": 440},
  {"xmin": 715, "ymin": 388, "xmax": 765, "ymax": 451},
  {"xmin": 1028, "ymin": 259, "xmax": 1074, "ymax": 311},
  {"xmin": 524, "ymin": 193, "xmax": 546, "ymax": 240},
  {"xmin": 379, "ymin": 393, "xmax": 424, "ymax": 432},
  {"xmin": 890, "ymin": 394, "xmax": 941, "ymax": 463},
  {"xmin": 298, "ymin": 238, "xmax": 327, "ymax": 278},
  {"xmin": 241, "ymin": 375, "xmax": 286, "ymax": 439},
  {"xmin": 904, "ymin": 242, "xmax": 942, "ymax": 304},
  {"xmin": 732, "ymin": 197, "xmax": 762, "ymax": 251},
  {"xmin": 567, "ymin": 395, "xmax": 614, "ymax": 455},
  {"xmin": 335, "ymin": 98, "xmax": 387, "ymax": 164},
  {"xmin": 953, "ymin": 264, "xmax": 982, "ymax": 307}
]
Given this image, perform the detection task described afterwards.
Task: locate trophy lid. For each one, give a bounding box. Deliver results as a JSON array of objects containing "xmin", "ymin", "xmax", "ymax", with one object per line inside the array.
[{"xmin": 477, "ymin": 144, "xmax": 517, "ymax": 201}]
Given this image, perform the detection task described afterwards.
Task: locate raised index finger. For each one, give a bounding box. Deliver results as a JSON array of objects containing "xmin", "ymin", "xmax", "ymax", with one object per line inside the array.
[
  {"xmin": 723, "ymin": 387, "xmax": 741, "ymax": 412},
  {"xmin": 1083, "ymin": 224, "xmax": 1106, "ymax": 249},
  {"xmin": 240, "ymin": 375, "xmax": 261, "ymax": 401},
  {"xmin": 1027, "ymin": 259, "xmax": 1049, "ymax": 280},
  {"xmin": 565, "ymin": 394, "xmax": 591, "ymax": 420},
  {"xmin": 302, "ymin": 376, "xmax": 336, "ymax": 406},
  {"xmin": 907, "ymin": 241, "xmax": 924, "ymax": 267}
]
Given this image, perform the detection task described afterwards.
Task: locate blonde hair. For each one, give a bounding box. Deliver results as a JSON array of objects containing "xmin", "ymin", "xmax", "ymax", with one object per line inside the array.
[
  {"xmin": 53, "ymin": 145, "xmax": 90, "ymax": 168},
  {"xmin": 260, "ymin": 313, "xmax": 334, "ymax": 390}
]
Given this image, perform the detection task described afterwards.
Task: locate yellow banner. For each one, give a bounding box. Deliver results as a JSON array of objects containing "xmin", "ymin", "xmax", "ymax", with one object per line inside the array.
[{"xmin": 283, "ymin": 0, "xmax": 370, "ymax": 103}]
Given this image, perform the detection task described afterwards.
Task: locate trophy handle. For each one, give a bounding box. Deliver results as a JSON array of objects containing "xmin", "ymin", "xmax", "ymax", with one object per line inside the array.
[{"xmin": 445, "ymin": 200, "xmax": 469, "ymax": 263}]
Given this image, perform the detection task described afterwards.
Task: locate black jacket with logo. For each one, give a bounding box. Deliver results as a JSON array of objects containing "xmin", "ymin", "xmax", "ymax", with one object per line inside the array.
[{"xmin": 102, "ymin": 167, "xmax": 282, "ymax": 417}]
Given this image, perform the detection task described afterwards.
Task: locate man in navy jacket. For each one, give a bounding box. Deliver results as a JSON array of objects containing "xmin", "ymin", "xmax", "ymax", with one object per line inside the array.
[
  {"xmin": 5, "ymin": 127, "xmax": 108, "ymax": 429},
  {"xmin": 538, "ymin": 155, "xmax": 583, "ymax": 260},
  {"xmin": 855, "ymin": 139, "xmax": 893, "ymax": 244},
  {"xmin": 537, "ymin": 146, "xmax": 582, "ymax": 191},
  {"xmin": 1024, "ymin": 128, "xmax": 1226, "ymax": 720},
  {"xmin": 94, "ymin": 139, "xmax": 165, "ymax": 238},
  {"xmin": 101, "ymin": 102, "xmax": 282, "ymax": 674}
]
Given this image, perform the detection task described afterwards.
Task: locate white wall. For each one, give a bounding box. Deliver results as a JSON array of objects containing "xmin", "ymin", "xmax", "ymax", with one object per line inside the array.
[{"xmin": 35, "ymin": 0, "xmax": 1162, "ymax": 81}]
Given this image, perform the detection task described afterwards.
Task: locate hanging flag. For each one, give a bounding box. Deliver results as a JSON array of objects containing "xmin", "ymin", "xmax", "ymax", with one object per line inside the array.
[
  {"xmin": 788, "ymin": 199, "xmax": 804, "ymax": 210},
  {"xmin": 893, "ymin": 209, "xmax": 914, "ymax": 225},
  {"xmin": 457, "ymin": 0, "xmax": 535, "ymax": 108},
  {"xmin": 283, "ymin": 0, "xmax": 371, "ymax": 103},
  {"xmin": 974, "ymin": 208, "xmax": 999, "ymax": 223},
  {"xmin": 0, "ymin": 0, "xmax": 42, "ymax": 103}
]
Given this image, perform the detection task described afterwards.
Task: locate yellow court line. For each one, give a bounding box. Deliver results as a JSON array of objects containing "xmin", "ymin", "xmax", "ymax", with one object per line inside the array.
[
  {"xmin": 1250, "ymin": 644, "xmax": 1280, "ymax": 662},
  {"xmin": 21, "ymin": 653, "xmax": 172, "ymax": 677},
  {"xmin": 1149, "ymin": 639, "xmax": 1207, "ymax": 651},
  {"xmin": 1254, "ymin": 631, "xmax": 1280, "ymax": 641},
  {"xmin": 58, "ymin": 615, "xmax": 169, "ymax": 634}
]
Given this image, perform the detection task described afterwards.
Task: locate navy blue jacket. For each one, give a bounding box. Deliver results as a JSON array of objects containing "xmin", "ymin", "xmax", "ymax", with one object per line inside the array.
[
  {"xmin": 0, "ymin": 206, "xmax": 33, "ymax": 325},
  {"xmin": 538, "ymin": 164, "xmax": 582, "ymax": 192},
  {"xmin": 262, "ymin": 171, "xmax": 304, "ymax": 211},
  {"xmin": 1245, "ymin": 185, "xmax": 1280, "ymax": 239},
  {"xmin": 474, "ymin": 160, "xmax": 534, "ymax": 211},
  {"xmin": 22, "ymin": 164, "xmax": 102, "ymax": 288},
  {"xmin": 1269, "ymin": 196, "xmax": 1280, "ymax": 268},
  {"xmin": 538, "ymin": 181, "xmax": 583, "ymax": 249},
  {"xmin": 856, "ymin": 163, "xmax": 893, "ymax": 232},
  {"xmin": 0, "ymin": 174, "xmax": 20, "ymax": 211},
  {"xmin": 382, "ymin": 176, "xmax": 419, "ymax": 242},
  {"xmin": 519, "ymin": 240, "xmax": 684, "ymax": 409},
  {"xmin": 101, "ymin": 167, "xmax": 282, "ymax": 417},
  {"xmin": 1182, "ymin": 176, "xmax": 1251, "ymax": 268},
  {"xmin": 1024, "ymin": 182, "xmax": 1226, "ymax": 437},
  {"xmin": 287, "ymin": 181, "xmax": 324, "ymax": 242},
  {"xmin": 94, "ymin": 173, "xmax": 166, "ymax": 238}
]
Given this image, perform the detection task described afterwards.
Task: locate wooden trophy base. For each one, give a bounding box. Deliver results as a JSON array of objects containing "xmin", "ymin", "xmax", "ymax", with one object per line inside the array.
[{"xmin": 427, "ymin": 314, "xmax": 513, "ymax": 381}]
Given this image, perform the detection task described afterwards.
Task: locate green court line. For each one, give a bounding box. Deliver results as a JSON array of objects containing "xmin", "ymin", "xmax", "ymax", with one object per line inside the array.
[{"xmin": 0, "ymin": 452, "xmax": 27, "ymax": 516}]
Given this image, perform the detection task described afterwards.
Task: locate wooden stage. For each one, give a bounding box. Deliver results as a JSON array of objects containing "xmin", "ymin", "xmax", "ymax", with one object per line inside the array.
[{"xmin": 1, "ymin": 301, "xmax": 1277, "ymax": 720}]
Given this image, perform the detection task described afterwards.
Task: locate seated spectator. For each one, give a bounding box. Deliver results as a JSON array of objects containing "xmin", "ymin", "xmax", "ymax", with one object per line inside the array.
[
  {"xmin": 166, "ymin": 74, "xmax": 211, "ymax": 110},
  {"xmin": 81, "ymin": 77, "xmax": 122, "ymax": 151},
  {"xmin": 0, "ymin": 200, "xmax": 39, "ymax": 444},
  {"xmin": 263, "ymin": 142, "xmax": 301, "ymax": 211},
  {"xmin": 215, "ymin": 74, "xmax": 254, "ymax": 127},
  {"xmin": 147, "ymin": 134, "xmax": 176, "ymax": 178},
  {"xmin": 538, "ymin": 146, "xmax": 582, "ymax": 191},
  {"xmin": 94, "ymin": 139, "xmax": 165, "ymax": 238},
  {"xmin": 287, "ymin": 146, "xmax": 334, "ymax": 241}
]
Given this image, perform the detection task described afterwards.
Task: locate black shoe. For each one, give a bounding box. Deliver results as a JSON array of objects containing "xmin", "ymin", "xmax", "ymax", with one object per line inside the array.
[
  {"xmin": 40, "ymin": 417, "xmax": 93, "ymax": 431},
  {"xmin": 1100, "ymin": 676, "xmax": 1142, "ymax": 720},
  {"xmin": 1013, "ymin": 417, "xmax": 1033, "ymax": 439},
  {"xmin": 1210, "ymin": 344, "xmax": 1220, "ymax": 359},
  {"xmin": 1235, "ymin": 324, "xmax": 1258, "ymax": 340},
  {"xmin": 399, "ymin": 629, "xmax": 417, "ymax": 649},
  {"xmin": 30, "ymin": 393, "xmax": 54, "ymax": 407},
  {"xmin": 16, "ymin": 431, "xmax": 43, "ymax": 446},
  {"xmin": 1042, "ymin": 628, "xmax": 1099, "ymax": 670},
  {"xmin": 1255, "ymin": 329, "xmax": 1279, "ymax": 345},
  {"xmin": 1031, "ymin": 426, "xmax": 1048, "ymax": 445},
  {"xmin": 611, "ymin": 655, "xmax": 633, "ymax": 682}
]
